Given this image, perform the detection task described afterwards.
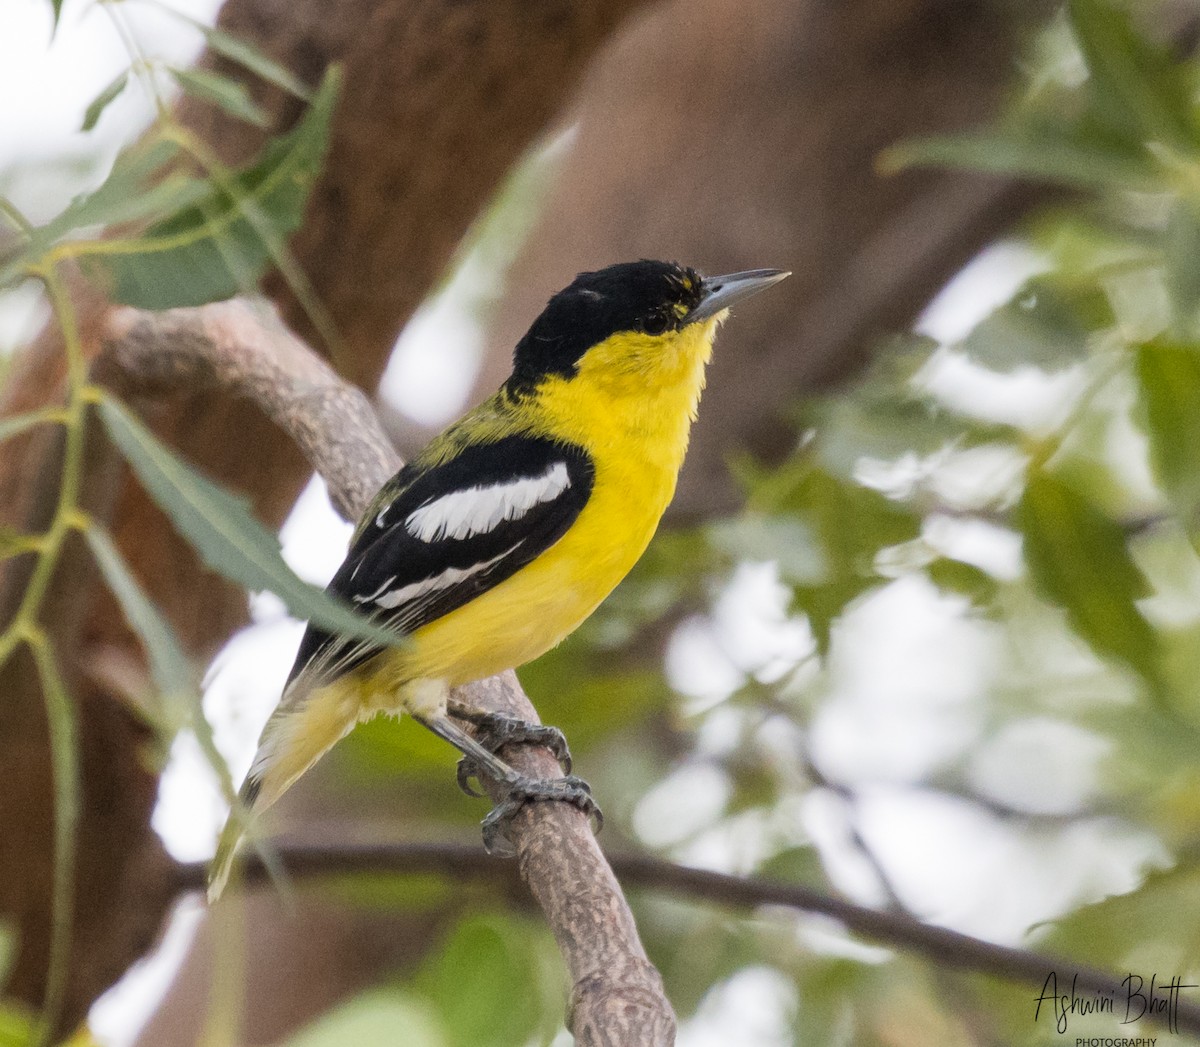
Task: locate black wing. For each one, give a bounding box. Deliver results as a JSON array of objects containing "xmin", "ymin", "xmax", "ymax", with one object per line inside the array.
[{"xmin": 288, "ymin": 434, "xmax": 594, "ymax": 686}]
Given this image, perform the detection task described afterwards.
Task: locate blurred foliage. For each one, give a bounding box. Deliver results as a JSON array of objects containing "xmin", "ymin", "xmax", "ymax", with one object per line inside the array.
[
  {"xmin": 12, "ymin": 0, "xmax": 1200, "ymax": 1044},
  {"xmin": 276, "ymin": 912, "xmax": 565, "ymax": 1047}
]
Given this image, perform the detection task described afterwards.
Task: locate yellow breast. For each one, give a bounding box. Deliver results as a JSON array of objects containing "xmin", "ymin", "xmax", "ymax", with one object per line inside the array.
[{"xmin": 370, "ymin": 316, "xmax": 718, "ymax": 693}]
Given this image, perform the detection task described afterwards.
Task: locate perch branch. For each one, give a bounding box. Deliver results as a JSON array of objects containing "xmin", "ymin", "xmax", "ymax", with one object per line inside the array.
[
  {"xmin": 98, "ymin": 298, "xmax": 676, "ymax": 1046},
  {"xmin": 99, "ymin": 300, "xmax": 397, "ymax": 523},
  {"xmin": 174, "ymin": 839, "xmax": 1200, "ymax": 1037}
]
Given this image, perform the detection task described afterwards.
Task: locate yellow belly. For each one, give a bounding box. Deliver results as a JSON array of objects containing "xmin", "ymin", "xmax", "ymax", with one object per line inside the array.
[
  {"xmin": 355, "ymin": 315, "xmax": 716, "ymax": 709},
  {"xmin": 365, "ymin": 452, "xmax": 676, "ymax": 697}
]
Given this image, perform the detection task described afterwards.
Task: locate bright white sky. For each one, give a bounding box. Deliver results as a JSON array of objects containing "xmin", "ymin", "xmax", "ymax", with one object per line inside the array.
[{"xmin": 1, "ymin": 5, "xmax": 1170, "ymax": 1046}]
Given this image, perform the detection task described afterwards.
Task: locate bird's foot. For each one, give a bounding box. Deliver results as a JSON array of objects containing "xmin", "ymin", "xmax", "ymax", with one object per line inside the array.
[
  {"xmin": 420, "ymin": 705, "xmax": 599, "ymax": 855},
  {"xmin": 481, "ymin": 773, "xmax": 603, "ymax": 856},
  {"xmin": 449, "ymin": 707, "xmax": 572, "ymax": 797}
]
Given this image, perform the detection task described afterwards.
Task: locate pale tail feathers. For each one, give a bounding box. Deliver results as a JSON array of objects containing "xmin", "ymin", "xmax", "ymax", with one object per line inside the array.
[{"xmin": 207, "ymin": 675, "xmax": 360, "ymax": 902}]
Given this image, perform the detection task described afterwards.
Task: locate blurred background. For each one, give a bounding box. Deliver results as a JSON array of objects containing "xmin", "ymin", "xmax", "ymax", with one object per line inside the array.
[{"xmin": 4, "ymin": 0, "xmax": 1200, "ymax": 1043}]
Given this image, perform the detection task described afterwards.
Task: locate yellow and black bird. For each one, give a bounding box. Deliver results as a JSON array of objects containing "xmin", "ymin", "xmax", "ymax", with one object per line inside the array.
[{"xmin": 209, "ymin": 260, "xmax": 788, "ymax": 900}]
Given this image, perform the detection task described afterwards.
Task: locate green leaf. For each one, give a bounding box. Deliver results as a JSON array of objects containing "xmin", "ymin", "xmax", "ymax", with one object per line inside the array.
[
  {"xmin": 417, "ymin": 915, "xmax": 561, "ymax": 1047},
  {"xmin": 48, "ymin": 0, "xmax": 63, "ymax": 34},
  {"xmin": 85, "ymin": 525, "xmax": 195, "ymax": 700},
  {"xmin": 1069, "ymin": 0, "xmax": 1197, "ymax": 152},
  {"xmin": 81, "ymin": 69, "xmax": 129, "ymax": 133},
  {"xmin": 0, "ymin": 139, "xmax": 186, "ymax": 284},
  {"xmin": 1041, "ymin": 863, "xmax": 1200, "ymax": 973},
  {"xmin": 1135, "ymin": 340, "xmax": 1200, "ymax": 524},
  {"xmin": 82, "ymin": 67, "xmax": 338, "ymax": 309},
  {"xmin": 926, "ymin": 557, "xmax": 1000, "ymax": 606},
  {"xmin": 169, "ymin": 67, "xmax": 270, "ymax": 128},
  {"xmin": 285, "ymin": 989, "xmax": 444, "ymax": 1047},
  {"xmin": 1018, "ymin": 471, "xmax": 1158, "ymax": 683},
  {"xmin": 960, "ymin": 280, "xmax": 1105, "ymax": 374},
  {"xmin": 72, "ymin": 171, "xmax": 213, "ymax": 235},
  {"xmin": 879, "ymin": 128, "xmax": 1156, "ymax": 191},
  {"xmin": 757, "ymin": 845, "xmax": 832, "ymax": 891},
  {"xmin": 82, "ymin": 523, "xmax": 228, "ymax": 792},
  {"xmin": 192, "ymin": 22, "xmax": 312, "ymax": 100},
  {"xmin": 96, "ymin": 395, "xmax": 401, "ymax": 650},
  {"xmin": 797, "ymin": 470, "xmax": 921, "ymax": 649},
  {"xmin": 36, "ymin": 138, "xmax": 189, "ymax": 247},
  {"xmin": 0, "ymin": 1004, "xmax": 34, "ymax": 1047},
  {"xmin": 29, "ymin": 640, "xmax": 78, "ymax": 1047}
]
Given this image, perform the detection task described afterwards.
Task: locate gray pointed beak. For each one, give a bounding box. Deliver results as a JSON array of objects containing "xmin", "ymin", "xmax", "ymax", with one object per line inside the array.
[{"xmin": 686, "ymin": 268, "xmax": 790, "ymax": 324}]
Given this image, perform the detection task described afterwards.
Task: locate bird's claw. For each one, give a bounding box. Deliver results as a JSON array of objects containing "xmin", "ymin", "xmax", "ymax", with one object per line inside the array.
[
  {"xmin": 480, "ymin": 774, "xmax": 603, "ymax": 856},
  {"xmin": 453, "ymin": 711, "xmax": 573, "ymax": 797}
]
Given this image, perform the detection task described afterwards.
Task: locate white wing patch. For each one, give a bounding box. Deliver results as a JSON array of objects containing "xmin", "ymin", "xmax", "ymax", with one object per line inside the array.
[
  {"xmin": 404, "ymin": 461, "xmax": 571, "ymax": 543},
  {"xmin": 370, "ymin": 547, "xmax": 514, "ymax": 610},
  {"xmin": 350, "ymin": 574, "xmax": 398, "ymax": 605}
]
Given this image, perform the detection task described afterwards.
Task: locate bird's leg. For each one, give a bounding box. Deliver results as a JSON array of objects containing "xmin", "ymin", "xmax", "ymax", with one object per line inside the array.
[
  {"xmin": 446, "ymin": 699, "xmax": 572, "ymax": 796},
  {"xmin": 415, "ymin": 711, "xmax": 601, "ymax": 856}
]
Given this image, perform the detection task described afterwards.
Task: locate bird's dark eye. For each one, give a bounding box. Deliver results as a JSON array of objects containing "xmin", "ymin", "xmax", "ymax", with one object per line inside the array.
[{"xmin": 640, "ymin": 312, "xmax": 671, "ymax": 335}]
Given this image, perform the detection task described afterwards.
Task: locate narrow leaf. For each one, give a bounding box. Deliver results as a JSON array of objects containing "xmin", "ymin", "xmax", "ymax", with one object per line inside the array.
[
  {"xmin": 29, "ymin": 639, "xmax": 78, "ymax": 1046},
  {"xmin": 65, "ymin": 171, "xmax": 211, "ymax": 233},
  {"xmin": 879, "ymin": 129, "xmax": 1155, "ymax": 191},
  {"xmin": 1069, "ymin": 0, "xmax": 1196, "ymax": 151},
  {"xmin": 42, "ymin": 137, "xmax": 182, "ymax": 240},
  {"xmin": 48, "ymin": 0, "xmax": 63, "ymax": 34},
  {"xmin": 194, "ymin": 22, "xmax": 312, "ymax": 100},
  {"xmin": 960, "ymin": 280, "xmax": 1105, "ymax": 374},
  {"xmin": 82, "ymin": 68, "xmax": 338, "ymax": 309},
  {"xmin": 86, "ymin": 525, "xmax": 235, "ymax": 799},
  {"xmin": 169, "ymin": 67, "xmax": 269, "ymax": 128},
  {"xmin": 81, "ymin": 69, "xmax": 129, "ymax": 133},
  {"xmin": 85, "ymin": 526, "xmax": 194, "ymax": 699},
  {"xmin": 1135, "ymin": 340, "xmax": 1200, "ymax": 522},
  {"xmin": 0, "ymin": 139, "xmax": 182, "ymax": 280},
  {"xmin": 96, "ymin": 395, "xmax": 400, "ymax": 648},
  {"xmin": 1019, "ymin": 472, "xmax": 1158, "ymax": 682}
]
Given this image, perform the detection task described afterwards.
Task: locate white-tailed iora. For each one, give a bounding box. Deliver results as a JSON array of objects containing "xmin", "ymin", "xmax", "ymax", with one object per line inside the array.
[{"xmin": 209, "ymin": 261, "xmax": 789, "ymax": 900}]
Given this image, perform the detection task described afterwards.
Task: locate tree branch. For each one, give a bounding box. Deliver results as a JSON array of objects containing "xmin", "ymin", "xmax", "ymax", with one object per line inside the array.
[
  {"xmin": 97, "ymin": 300, "xmax": 675, "ymax": 1046},
  {"xmin": 99, "ymin": 300, "xmax": 398, "ymax": 522},
  {"xmin": 174, "ymin": 839, "xmax": 1200, "ymax": 1038}
]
